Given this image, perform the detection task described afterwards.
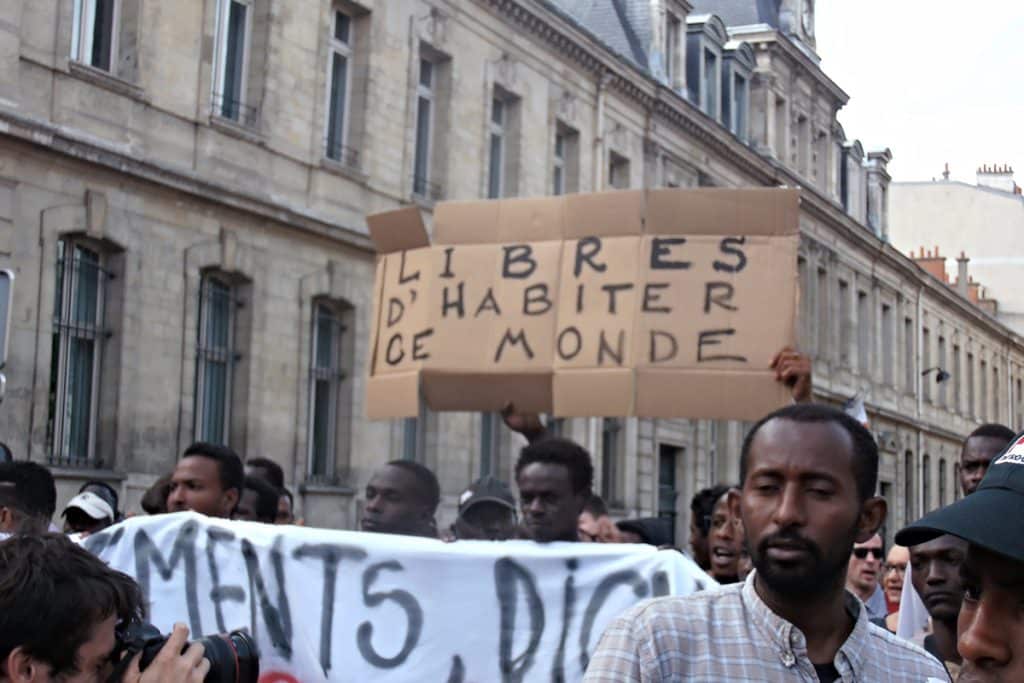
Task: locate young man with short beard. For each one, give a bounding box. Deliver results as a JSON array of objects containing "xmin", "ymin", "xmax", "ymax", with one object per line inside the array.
[{"xmin": 584, "ymin": 404, "xmax": 947, "ymax": 682}]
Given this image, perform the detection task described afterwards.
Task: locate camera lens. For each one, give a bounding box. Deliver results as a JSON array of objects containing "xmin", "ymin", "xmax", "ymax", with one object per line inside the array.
[{"xmin": 196, "ymin": 631, "xmax": 259, "ymax": 683}]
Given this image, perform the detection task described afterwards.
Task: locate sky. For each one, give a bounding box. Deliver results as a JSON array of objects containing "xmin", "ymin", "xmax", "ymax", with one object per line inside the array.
[{"xmin": 815, "ymin": 1, "xmax": 1024, "ymax": 184}]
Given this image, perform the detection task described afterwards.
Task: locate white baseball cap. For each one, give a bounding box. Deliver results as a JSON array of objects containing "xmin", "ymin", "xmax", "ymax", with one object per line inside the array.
[{"xmin": 62, "ymin": 491, "xmax": 114, "ymax": 521}]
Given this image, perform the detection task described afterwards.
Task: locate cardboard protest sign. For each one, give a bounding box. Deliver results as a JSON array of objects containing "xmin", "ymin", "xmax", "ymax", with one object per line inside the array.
[
  {"xmin": 366, "ymin": 188, "xmax": 799, "ymax": 421},
  {"xmin": 84, "ymin": 513, "xmax": 711, "ymax": 682}
]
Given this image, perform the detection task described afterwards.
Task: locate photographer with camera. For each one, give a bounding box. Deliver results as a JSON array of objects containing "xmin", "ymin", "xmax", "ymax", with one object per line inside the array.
[{"xmin": 0, "ymin": 534, "xmax": 211, "ymax": 682}]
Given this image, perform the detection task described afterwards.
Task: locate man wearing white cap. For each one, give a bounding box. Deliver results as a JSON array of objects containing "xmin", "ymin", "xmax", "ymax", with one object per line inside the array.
[{"xmin": 61, "ymin": 491, "xmax": 114, "ymax": 535}]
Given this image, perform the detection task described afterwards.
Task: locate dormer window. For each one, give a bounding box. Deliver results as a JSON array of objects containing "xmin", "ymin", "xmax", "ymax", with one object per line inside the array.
[
  {"xmin": 686, "ymin": 15, "xmax": 727, "ymax": 119},
  {"xmin": 721, "ymin": 41, "xmax": 754, "ymax": 142},
  {"xmin": 665, "ymin": 12, "xmax": 682, "ymax": 90}
]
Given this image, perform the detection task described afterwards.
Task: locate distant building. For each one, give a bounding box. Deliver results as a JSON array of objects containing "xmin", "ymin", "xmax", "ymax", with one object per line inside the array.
[
  {"xmin": 0, "ymin": 0, "xmax": 1021, "ymax": 543},
  {"xmin": 890, "ymin": 165, "xmax": 1024, "ymax": 334}
]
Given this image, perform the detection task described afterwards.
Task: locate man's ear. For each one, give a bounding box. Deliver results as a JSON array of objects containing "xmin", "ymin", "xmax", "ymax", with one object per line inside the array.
[
  {"xmin": 223, "ymin": 488, "xmax": 240, "ymax": 516},
  {"xmin": 5, "ymin": 647, "xmax": 43, "ymax": 683},
  {"xmin": 855, "ymin": 496, "xmax": 887, "ymax": 543},
  {"xmin": 0, "ymin": 506, "xmax": 13, "ymax": 533},
  {"xmin": 726, "ymin": 487, "xmax": 742, "ymax": 521}
]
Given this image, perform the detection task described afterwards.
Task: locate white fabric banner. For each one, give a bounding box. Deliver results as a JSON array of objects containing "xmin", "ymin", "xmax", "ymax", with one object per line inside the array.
[{"xmin": 85, "ymin": 512, "xmax": 712, "ymax": 682}]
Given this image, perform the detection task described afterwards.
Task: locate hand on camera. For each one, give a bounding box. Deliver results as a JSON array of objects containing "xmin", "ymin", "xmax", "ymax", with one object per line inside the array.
[{"xmin": 122, "ymin": 623, "xmax": 209, "ymax": 683}]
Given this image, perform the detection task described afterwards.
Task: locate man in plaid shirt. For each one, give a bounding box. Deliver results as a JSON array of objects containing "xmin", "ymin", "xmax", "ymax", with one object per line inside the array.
[{"xmin": 584, "ymin": 404, "xmax": 948, "ymax": 682}]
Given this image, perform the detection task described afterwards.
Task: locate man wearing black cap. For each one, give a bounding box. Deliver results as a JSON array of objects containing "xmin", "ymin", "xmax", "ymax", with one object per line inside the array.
[
  {"xmin": 897, "ymin": 431, "xmax": 1024, "ymax": 682},
  {"xmin": 453, "ymin": 476, "xmax": 517, "ymax": 540}
]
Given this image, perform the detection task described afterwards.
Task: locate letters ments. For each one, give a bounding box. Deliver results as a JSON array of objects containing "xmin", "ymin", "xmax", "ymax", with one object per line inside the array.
[{"xmin": 365, "ymin": 188, "xmax": 800, "ymax": 421}]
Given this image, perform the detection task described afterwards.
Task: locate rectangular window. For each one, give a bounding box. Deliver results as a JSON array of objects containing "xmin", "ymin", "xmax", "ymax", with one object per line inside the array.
[
  {"xmin": 658, "ymin": 444, "xmax": 681, "ymax": 542},
  {"xmin": 702, "ymin": 50, "xmax": 718, "ymax": 117},
  {"xmin": 601, "ymin": 418, "xmax": 622, "ymax": 506},
  {"xmin": 774, "ymin": 96, "xmax": 786, "ymax": 160},
  {"xmin": 904, "ymin": 450, "xmax": 915, "ymax": 520},
  {"xmin": 968, "ymin": 352, "xmax": 976, "ymax": 417},
  {"xmin": 72, "ymin": 0, "xmax": 118, "ymax": 72},
  {"xmin": 488, "ymin": 96, "xmax": 506, "ymax": 199},
  {"xmin": 325, "ymin": 11, "xmax": 354, "ymax": 165},
  {"xmin": 904, "ymin": 317, "xmax": 914, "ymax": 391},
  {"xmin": 922, "ymin": 327, "xmax": 931, "ymax": 403},
  {"xmin": 1011, "ymin": 376, "xmax": 1019, "ymax": 430},
  {"xmin": 938, "ymin": 336, "xmax": 947, "ymax": 407},
  {"xmin": 732, "ymin": 73, "xmax": 748, "ymax": 139},
  {"xmin": 882, "ymin": 304, "xmax": 894, "ymax": 384},
  {"xmin": 195, "ymin": 275, "xmax": 236, "ymax": 445},
  {"xmin": 552, "ymin": 124, "xmax": 579, "ymax": 195},
  {"xmin": 857, "ymin": 290, "xmax": 870, "ymax": 375},
  {"xmin": 993, "ymin": 366, "xmax": 1000, "ymax": 423},
  {"xmin": 980, "ymin": 359, "xmax": 988, "ymax": 421},
  {"xmin": 213, "ymin": 0, "xmax": 252, "ymax": 122},
  {"xmin": 308, "ymin": 303, "xmax": 346, "ymax": 479},
  {"xmin": 816, "ymin": 268, "xmax": 829, "ymax": 357},
  {"xmin": 552, "ymin": 130, "xmax": 565, "ymax": 196},
  {"xmin": 838, "ymin": 280, "xmax": 851, "ymax": 366},
  {"xmin": 953, "ymin": 344, "xmax": 962, "ymax": 413},
  {"xmin": 480, "ymin": 412, "xmax": 501, "ymax": 476},
  {"xmin": 608, "ymin": 151, "xmax": 630, "ymax": 189},
  {"xmin": 412, "ymin": 57, "xmax": 435, "ymax": 198},
  {"xmin": 48, "ymin": 240, "xmax": 108, "ymax": 465},
  {"xmin": 939, "ymin": 457, "xmax": 947, "ymax": 506},
  {"xmin": 922, "ymin": 454, "xmax": 931, "ymax": 512},
  {"xmin": 665, "ymin": 14, "xmax": 681, "ymax": 88}
]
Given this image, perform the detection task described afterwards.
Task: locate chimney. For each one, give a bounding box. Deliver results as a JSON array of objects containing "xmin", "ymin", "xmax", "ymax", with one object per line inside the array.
[
  {"xmin": 956, "ymin": 251, "xmax": 969, "ymax": 297},
  {"xmin": 942, "ymin": 163, "xmax": 950, "ymax": 181},
  {"xmin": 977, "ymin": 163, "xmax": 1017, "ymax": 193},
  {"xmin": 913, "ymin": 246, "xmax": 949, "ymax": 283}
]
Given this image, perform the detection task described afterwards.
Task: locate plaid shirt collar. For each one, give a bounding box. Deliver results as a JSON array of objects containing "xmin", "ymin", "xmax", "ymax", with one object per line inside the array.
[{"xmin": 741, "ymin": 570, "xmax": 869, "ymax": 677}]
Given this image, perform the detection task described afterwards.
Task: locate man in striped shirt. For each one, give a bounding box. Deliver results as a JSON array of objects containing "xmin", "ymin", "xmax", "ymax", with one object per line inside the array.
[{"xmin": 584, "ymin": 404, "xmax": 948, "ymax": 682}]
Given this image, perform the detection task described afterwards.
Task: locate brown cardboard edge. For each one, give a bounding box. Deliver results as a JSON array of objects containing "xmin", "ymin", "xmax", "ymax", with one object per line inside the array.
[
  {"xmin": 645, "ymin": 188, "xmax": 800, "ymax": 237},
  {"xmin": 365, "ymin": 373, "xmax": 421, "ymax": 419},
  {"xmin": 552, "ymin": 369, "xmax": 635, "ymax": 417},
  {"xmin": 634, "ymin": 369, "xmax": 790, "ymax": 421},
  {"xmin": 367, "ymin": 254, "xmax": 388, "ymax": 376},
  {"xmin": 496, "ymin": 196, "xmax": 567, "ymax": 243},
  {"xmin": 366, "ymin": 207, "xmax": 431, "ymax": 253},
  {"xmin": 421, "ymin": 370, "xmax": 553, "ymax": 413},
  {"xmin": 434, "ymin": 200, "xmax": 502, "ymax": 245},
  {"xmin": 564, "ymin": 189, "xmax": 645, "ymax": 238}
]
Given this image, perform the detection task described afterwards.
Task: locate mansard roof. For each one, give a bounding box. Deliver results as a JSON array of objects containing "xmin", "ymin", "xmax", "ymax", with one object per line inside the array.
[
  {"xmin": 547, "ymin": 0, "xmax": 651, "ymax": 70},
  {"xmin": 689, "ymin": 0, "xmax": 781, "ymax": 28}
]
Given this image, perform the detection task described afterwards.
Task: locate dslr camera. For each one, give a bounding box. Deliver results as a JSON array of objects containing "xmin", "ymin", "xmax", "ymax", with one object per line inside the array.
[{"xmin": 109, "ymin": 622, "xmax": 259, "ymax": 683}]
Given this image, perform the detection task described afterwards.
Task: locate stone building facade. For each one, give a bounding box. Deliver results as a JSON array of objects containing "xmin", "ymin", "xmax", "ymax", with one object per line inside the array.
[{"xmin": 0, "ymin": 0, "xmax": 1021, "ymax": 545}]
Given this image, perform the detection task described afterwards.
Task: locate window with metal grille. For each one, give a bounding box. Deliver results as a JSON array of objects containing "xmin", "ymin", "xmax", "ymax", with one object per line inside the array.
[
  {"xmin": 308, "ymin": 302, "xmax": 347, "ymax": 479},
  {"xmin": 47, "ymin": 239, "xmax": 110, "ymax": 466},
  {"xmin": 71, "ymin": 0, "xmax": 118, "ymax": 72},
  {"xmin": 194, "ymin": 274, "xmax": 237, "ymax": 445}
]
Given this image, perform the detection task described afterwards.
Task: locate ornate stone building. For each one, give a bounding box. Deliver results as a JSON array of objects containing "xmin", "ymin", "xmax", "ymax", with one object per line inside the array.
[{"xmin": 1, "ymin": 0, "xmax": 1021, "ymax": 543}]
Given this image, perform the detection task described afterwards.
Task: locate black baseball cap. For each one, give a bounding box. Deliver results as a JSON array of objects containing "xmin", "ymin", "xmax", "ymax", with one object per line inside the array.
[
  {"xmin": 457, "ymin": 476, "xmax": 516, "ymax": 516},
  {"xmin": 896, "ymin": 431, "xmax": 1024, "ymax": 563}
]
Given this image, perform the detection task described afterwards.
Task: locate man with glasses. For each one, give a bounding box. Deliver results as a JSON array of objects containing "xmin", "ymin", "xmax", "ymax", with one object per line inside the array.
[{"xmin": 846, "ymin": 533, "xmax": 888, "ymax": 621}]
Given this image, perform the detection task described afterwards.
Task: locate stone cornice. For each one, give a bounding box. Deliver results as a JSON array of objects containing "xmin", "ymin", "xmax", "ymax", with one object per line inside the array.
[{"xmin": 0, "ymin": 106, "xmax": 376, "ymax": 254}]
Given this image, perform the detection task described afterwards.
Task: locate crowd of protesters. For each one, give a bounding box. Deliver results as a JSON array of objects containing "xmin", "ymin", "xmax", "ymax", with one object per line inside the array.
[{"xmin": 3, "ymin": 344, "xmax": 1024, "ymax": 681}]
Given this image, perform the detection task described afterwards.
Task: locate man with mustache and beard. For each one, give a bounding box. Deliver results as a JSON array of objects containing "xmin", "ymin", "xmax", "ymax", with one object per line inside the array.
[{"xmin": 584, "ymin": 404, "xmax": 947, "ymax": 682}]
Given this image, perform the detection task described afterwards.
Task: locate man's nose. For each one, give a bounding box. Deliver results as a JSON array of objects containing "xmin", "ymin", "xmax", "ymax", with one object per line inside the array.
[
  {"xmin": 772, "ymin": 485, "xmax": 805, "ymax": 528},
  {"xmin": 958, "ymin": 598, "xmax": 1011, "ymax": 669},
  {"xmin": 364, "ymin": 495, "xmax": 381, "ymax": 512}
]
